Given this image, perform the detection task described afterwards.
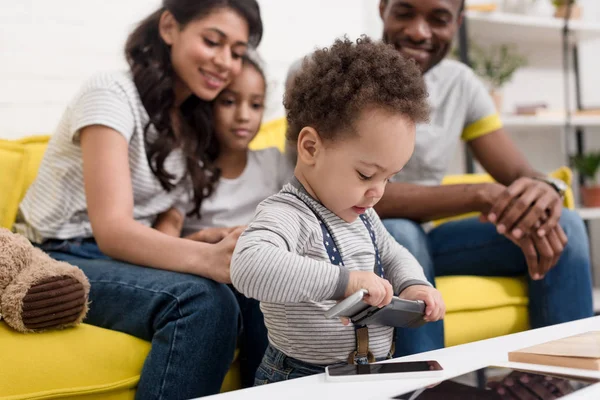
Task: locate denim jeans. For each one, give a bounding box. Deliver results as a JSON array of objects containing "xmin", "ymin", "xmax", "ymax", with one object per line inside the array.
[
  {"xmin": 39, "ymin": 238, "xmax": 268, "ymax": 399},
  {"xmin": 254, "ymin": 344, "xmax": 326, "ymax": 385},
  {"xmin": 254, "ymin": 344, "xmax": 390, "ymax": 385},
  {"xmin": 383, "ymin": 209, "xmax": 594, "ymax": 357}
]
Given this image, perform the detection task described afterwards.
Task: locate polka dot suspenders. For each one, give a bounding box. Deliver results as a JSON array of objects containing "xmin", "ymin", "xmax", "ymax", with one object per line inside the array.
[
  {"xmin": 285, "ymin": 187, "xmax": 383, "ymax": 364},
  {"xmin": 318, "ymin": 214, "xmax": 384, "ymax": 278}
]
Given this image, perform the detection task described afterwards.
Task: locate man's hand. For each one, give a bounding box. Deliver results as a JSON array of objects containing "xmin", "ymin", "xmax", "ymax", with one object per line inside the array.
[
  {"xmin": 487, "ymin": 177, "xmax": 562, "ymax": 239},
  {"xmin": 483, "ymin": 212, "xmax": 568, "ymax": 280},
  {"xmin": 511, "ymin": 225, "xmax": 568, "ymax": 280},
  {"xmin": 399, "ymin": 285, "xmax": 445, "ymax": 322},
  {"xmin": 185, "ymin": 226, "xmax": 245, "ymax": 244}
]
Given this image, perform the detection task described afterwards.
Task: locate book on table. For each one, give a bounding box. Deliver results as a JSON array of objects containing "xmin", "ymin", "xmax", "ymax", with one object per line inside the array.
[{"xmin": 508, "ymin": 331, "xmax": 600, "ymax": 371}]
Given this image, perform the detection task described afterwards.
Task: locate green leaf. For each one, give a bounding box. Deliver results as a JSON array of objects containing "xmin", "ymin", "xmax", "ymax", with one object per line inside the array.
[
  {"xmin": 570, "ymin": 152, "xmax": 600, "ymax": 182},
  {"xmin": 451, "ymin": 41, "xmax": 527, "ymax": 89}
]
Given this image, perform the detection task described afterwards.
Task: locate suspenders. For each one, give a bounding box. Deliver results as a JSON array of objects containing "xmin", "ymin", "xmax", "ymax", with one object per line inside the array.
[{"xmin": 284, "ymin": 189, "xmax": 388, "ymax": 365}]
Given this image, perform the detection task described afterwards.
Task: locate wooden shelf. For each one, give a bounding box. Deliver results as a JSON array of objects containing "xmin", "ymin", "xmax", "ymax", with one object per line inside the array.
[
  {"xmin": 502, "ymin": 115, "xmax": 600, "ymax": 128},
  {"xmin": 466, "ymin": 11, "xmax": 600, "ymax": 44},
  {"xmin": 576, "ymin": 207, "xmax": 600, "ymax": 221}
]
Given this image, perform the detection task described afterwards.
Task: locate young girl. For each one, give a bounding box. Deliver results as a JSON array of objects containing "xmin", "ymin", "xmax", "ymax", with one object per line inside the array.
[
  {"xmin": 156, "ymin": 56, "xmax": 293, "ymax": 242},
  {"xmin": 230, "ymin": 37, "xmax": 446, "ymax": 384},
  {"xmin": 155, "ymin": 56, "xmax": 293, "ymax": 387},
  {"xmin": 15, "ymin": 0, "xmax": 263, "ymax": 398}
]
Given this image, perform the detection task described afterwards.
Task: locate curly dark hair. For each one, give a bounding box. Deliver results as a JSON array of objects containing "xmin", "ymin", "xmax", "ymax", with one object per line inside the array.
[
  {"xmin": 125, "ymin": 0, "xmax": 263, "ymax": 217},
  {"xmin": 284, "ymin": 36, "xmax": 429, "ymax": 143}
]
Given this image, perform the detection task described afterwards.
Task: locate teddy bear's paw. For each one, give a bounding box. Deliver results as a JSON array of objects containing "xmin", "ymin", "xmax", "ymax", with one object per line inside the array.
[
  {"xmin": 21, "ymin": 275, "xmax": 86, "ymax": 330},
  {"xmin": 0, "ymin": 229, "xmax": 33, "ymax": 290}
]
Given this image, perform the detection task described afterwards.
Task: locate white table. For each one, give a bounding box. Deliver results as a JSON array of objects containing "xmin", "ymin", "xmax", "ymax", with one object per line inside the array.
[{"xmin": 203, "ymin": 316, "xmax": 600, "ymax": 400}]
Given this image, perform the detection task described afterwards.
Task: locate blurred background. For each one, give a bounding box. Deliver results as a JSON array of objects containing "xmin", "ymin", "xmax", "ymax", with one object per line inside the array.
[{"xmin": 2, "ymin": 0, "xmax": 600, "ymax": 293}]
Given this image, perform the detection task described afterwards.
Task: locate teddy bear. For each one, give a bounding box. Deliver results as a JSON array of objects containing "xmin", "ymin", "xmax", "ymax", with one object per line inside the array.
[{"xmin": 0, "ymin": 228, "xmax": 90, "ymax": 332}]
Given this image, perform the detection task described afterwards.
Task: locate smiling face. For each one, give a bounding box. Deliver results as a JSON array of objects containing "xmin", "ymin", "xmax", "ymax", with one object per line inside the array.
[
  {"xmin": 213, "ymin": 62, "xmax": 266, "ymax": 152},
  {"xmin": 297, "ymin": 107, "xmax": 416, "ymax": 223},
  {"xmin": 160, "ymin": 7, "xmax": 250, "ymax": 103},
  {"xmin": 379, "ymin": 0, "xmax": 463, "ymax": 73}
]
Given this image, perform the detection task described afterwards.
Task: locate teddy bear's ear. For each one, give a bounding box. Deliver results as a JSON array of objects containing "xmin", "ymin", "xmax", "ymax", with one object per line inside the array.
[{"xmin": 0, "ymin": 229, "xmax": 33, "ymax": 292}]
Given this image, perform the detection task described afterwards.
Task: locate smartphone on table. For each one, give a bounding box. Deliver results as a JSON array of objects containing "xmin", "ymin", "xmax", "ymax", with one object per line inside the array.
[{"xmin": 325, "ymin": 360, "xmax": 444, "ymax": 382}]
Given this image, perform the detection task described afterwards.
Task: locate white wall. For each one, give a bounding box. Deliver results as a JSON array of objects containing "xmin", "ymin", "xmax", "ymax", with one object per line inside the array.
[
  {"xmin": 4, "ymin": 0, "xmax": 597, "ymax": 164},
  {"xmin": 0, "ymin": 0, "xmax": 373, "ymax": 139},
  {"xmin": 0, "ymin": 0, "xmax": 161, "ymax": 138}
]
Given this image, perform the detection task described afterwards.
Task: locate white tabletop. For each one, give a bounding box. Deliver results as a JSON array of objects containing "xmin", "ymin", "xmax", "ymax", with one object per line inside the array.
[{"xmin": 202, "ymin": 316, "xmax": 600, "ymax": 400}]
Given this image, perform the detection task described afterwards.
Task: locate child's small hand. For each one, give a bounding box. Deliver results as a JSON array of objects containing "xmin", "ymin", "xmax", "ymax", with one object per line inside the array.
[
  {"xmin": 345, "ymin": 271, "xmax": 393, "ymax": 308},
  {"xmin": 399, "ymin": 285, "xmax": 445, "ymax": 322}
]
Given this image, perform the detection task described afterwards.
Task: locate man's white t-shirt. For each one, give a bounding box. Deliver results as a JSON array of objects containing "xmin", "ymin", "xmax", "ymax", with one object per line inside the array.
[{"xmin": 177, "ymin": 148, "xmax": 294, "ymax": 236}]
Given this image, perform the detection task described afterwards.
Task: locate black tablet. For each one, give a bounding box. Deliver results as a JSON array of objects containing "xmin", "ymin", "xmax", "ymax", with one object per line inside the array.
[
  {"xmin": 351, "ymin": 297, "xmax": 426, "ymax": 328},
  {"xmin": 392, "ymin": 366, "xmax": 599, "ymax": 399}
]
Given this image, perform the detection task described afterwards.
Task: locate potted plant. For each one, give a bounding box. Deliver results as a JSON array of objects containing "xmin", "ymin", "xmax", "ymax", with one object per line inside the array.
[
  {"xmin": 453, "ymin": 42, "xmax": 527, "ymax": 112},
  {"xmin": 552, "ymin": 0, "xmax": 581, "ymax": 19},
  {"xmin": 570, "ymin": 151, "xmax": 600, "ymax": 207}
]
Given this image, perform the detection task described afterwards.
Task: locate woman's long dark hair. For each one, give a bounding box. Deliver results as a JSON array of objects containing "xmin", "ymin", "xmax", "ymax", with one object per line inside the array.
[{"xmin": 125, "ymin": 0, "xmax": 263, "ymax": 217}]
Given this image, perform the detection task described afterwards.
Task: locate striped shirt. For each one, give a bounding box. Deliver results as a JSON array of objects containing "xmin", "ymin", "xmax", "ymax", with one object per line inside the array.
[
  {"xmin": 15, "ymin": 71, "xmax": 188, "ymax": 243},
  {"xmin": 231, "ymin": 179, "xmax": 429, "ymax": 365}
]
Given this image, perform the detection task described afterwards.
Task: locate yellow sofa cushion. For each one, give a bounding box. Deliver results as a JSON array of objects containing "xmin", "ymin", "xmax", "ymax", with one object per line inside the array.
[
  {"xmin": 0, "ymin": 322, "xmax": 150, "ymax": 400},
  {"xmin": 250, "ymin": 118, "xmax": 287, "ymax": 153},
  {"xmin": 436, "ymin": 276, "xmax": 529, "ymax": 347},
  {"xmin": 0, "ymin": 321, "xmax": 240, "ymax": 399},
  {"xmin": 0, "ymin": 135, "xmax": 50, "ymax": 229}
]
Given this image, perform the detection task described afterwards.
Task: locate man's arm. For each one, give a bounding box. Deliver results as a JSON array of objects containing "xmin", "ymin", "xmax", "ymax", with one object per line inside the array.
[
  {"xmin": 469, "ymin": 127, "xmax": 568, "ymax": 280},
  {"xmin": 374, "ymin": 181, "xmax": 500, "ymax": 222},
  {"xmin": 469, "ymin": 128, "xmax": 543, "ymax": 185}
]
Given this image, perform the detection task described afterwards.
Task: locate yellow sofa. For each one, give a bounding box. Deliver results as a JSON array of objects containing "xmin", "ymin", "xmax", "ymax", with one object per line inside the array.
[
  {"xmin": 0, "ymin": 122, "xmax": 573, "ymax": 398},
  {"xmin": 0, "ymin": 136, "xmax": 240, "ymax": 399}
]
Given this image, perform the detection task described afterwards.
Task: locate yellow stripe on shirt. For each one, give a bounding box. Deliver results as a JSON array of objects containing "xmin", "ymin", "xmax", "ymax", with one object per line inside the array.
[{"xmin": 461, "ymin": 113, "xmax": 503, "ymax": 142}]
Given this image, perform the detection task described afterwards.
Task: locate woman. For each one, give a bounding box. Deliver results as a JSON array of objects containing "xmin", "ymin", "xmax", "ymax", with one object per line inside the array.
[{"xmin": 15, "ymin": 0, "xmax": 263, "ymax": 398}]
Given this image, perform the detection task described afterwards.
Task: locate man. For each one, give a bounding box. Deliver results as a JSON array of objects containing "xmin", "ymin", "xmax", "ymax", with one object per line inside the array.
[{"xmin": 375, "ymin": 0, "xmax": 593, "ymax": 357}]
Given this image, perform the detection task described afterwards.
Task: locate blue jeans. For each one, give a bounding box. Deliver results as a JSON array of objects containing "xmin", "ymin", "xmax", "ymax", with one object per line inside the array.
[
  {"xmin": 254, "ymin": 345, "xmax": 390, "ymax": 385},
  {"xmin": 254, "ymin": 345, "xmax": 326, "ymax": 385},
  {"xmin": 383, "ymin": 209, "xmax": 594, "ymax": 357},
  {"xmin": 39, "ymin": 238, "xmax": 268, "ymax": 399}
]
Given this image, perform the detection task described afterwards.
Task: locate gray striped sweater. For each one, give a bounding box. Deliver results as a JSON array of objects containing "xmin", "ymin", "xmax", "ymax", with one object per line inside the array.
[
  {"xmin": 15, "ymin": 71, "xmax": 188, "ymax": 242},
  {"xmin": 231, "ymin": 180, "xmax": 429, "ymax": 365}
]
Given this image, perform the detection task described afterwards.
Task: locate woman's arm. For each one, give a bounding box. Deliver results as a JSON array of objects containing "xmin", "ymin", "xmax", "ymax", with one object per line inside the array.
[{"xmin": 81, "ymin": 125, "xmax": 236, "ymax": 282}]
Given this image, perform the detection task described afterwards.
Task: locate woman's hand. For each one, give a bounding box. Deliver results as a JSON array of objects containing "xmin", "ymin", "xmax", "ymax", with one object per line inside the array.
[
  {"xmin": 201, "ymin": 227, "xmax": 245, "ymax": 283},
  {"xmin": 186, "ymin": 226, "xmax": 245, "ymax": 243}
]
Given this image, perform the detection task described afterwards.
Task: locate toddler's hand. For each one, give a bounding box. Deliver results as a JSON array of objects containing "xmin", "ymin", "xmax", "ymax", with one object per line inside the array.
[
  {"xmin": 345, "ymin": 271, "xmax": 393, "ymax": 308},
  {"xmin": 399, "ymin": 285, "xmax": 445, "ymax": 322}
]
